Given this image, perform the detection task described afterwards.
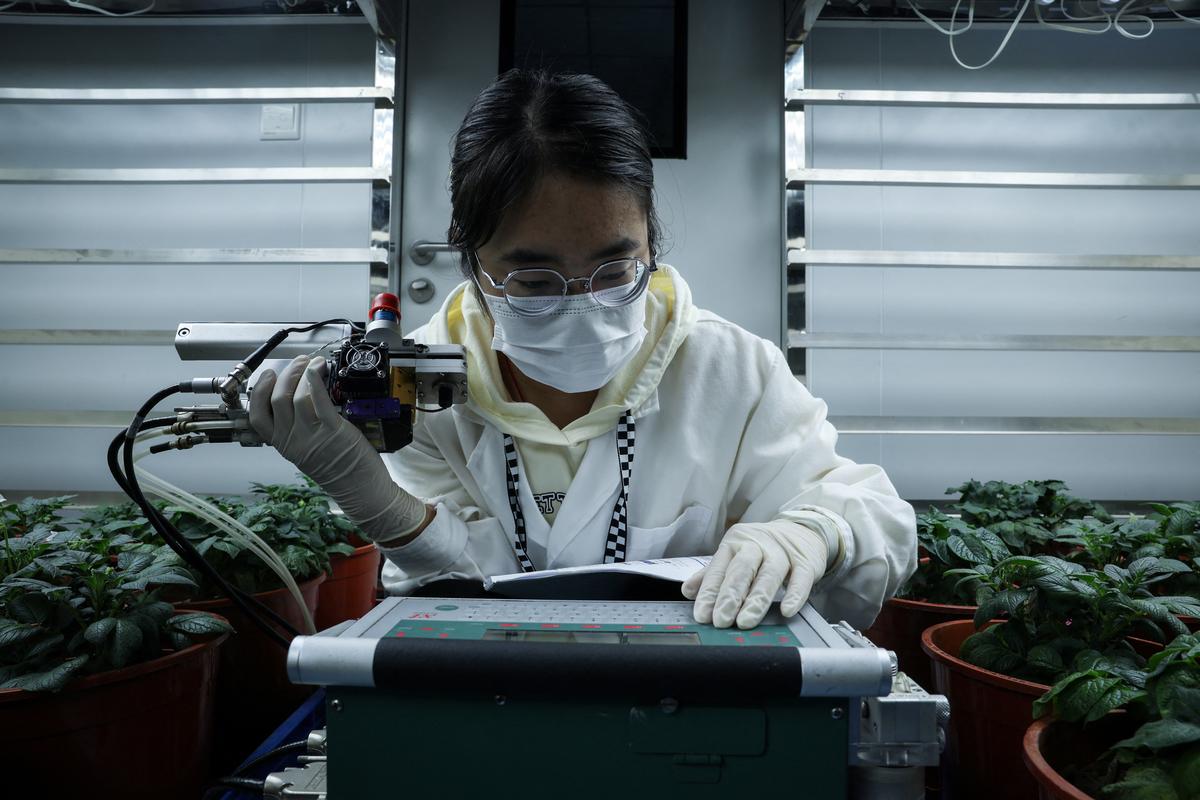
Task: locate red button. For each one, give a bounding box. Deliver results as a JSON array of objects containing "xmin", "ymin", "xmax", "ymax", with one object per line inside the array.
[
  {"xmin": 394, "ymin": 631, "xmax": 406, "ymax": 638},
  {"xmin": 735, "ymin": 636, "xmax": 746, "ymax": 644},
  {"xmin": 624, "ymin": 625, "xmax": 643, "ymax": 630},
  {"xmin": 582, "ymin": 624, "xmax": 602, "ymax": 629},
  {"xmin": 665, "ymin": 625, "xmax": 685, "ymax": 630},
  {"xmin": 438, "ymin": 632, "xmax": 449, "ymax": 638},
  {"xmin": 540, "ymin": 624, "xmax": 560, "ymax": 629},
  {"xmin": 499, "ymin": 623, "xmax": 519, "ymax": 628}
]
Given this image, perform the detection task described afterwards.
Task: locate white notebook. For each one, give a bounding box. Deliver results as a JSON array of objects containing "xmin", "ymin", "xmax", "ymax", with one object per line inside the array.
[{"xmin": 483, "ymin": 555, "xmax": 711, "ymax": 591}]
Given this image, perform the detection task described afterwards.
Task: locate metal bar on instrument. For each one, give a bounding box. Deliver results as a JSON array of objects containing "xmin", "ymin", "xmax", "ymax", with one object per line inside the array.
[
  {"xmin": 0, "ymin": 87, "xmax": 393, "ymax": 105},
  {"xmin": 789, "ymin": 332, "xmax": 1200, "ymax": 352},
  {"xmin": 0, "ymin": 167, "xmax": 388, "ymax": 184},
  {"xmin": 0, "ymin": 411, "xmax": 133, "ymax": 428},
  {"xmin": 0, "ymin": 330, "xmax": 174, "ymax": 346},
  {"xmin": 786, "ymin": 90, "xmax": 1200, "ymax": 110},
  {"xmin": 0, "ymin": 248, "xmax": 388, "ymax": 264},
  {"xmin": 787, "ymin": 169, "xmax": 1200, "ymax": 190},
  {"xmin": 175, "ymin": 322, "xmax": 355, "ymax": 361},
  {"xmin": 830, "ymin": 416, "xmax": 1200, "ymax": 435},
  {"xmin": 788, "ymin": 250, "xmax": 1200, "ymax": 271}
]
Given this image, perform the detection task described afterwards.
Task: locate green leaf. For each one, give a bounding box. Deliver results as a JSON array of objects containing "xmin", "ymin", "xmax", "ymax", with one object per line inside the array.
[
  {"xmin": 327, "ymin": 542, "xmax": 356, "ymax": 558},
  {"xmin": 116, "ymin": 551, "xmax": 154, "ymax": 574},
  {"xmin": 0, "ymin": 654, "xmax": 89, "ymax": 693},
  {"xmin": 24, "ymin": 632, "xmax": 66, "ymax": 661},
  {"xmin": 166, "ymin": 612, "xmax": 233, "ymax": 637},
  {"xmin": 961, "ymin": 626, "xmax": 1025, "ymax": 676},
  {"xmin": 0, "ymin": 621, "xmax": 43, "ymax": 649},
  {"xmin": 83, "ymin": 617, "xmax": 117, "ymax": 647},
  {"xmin": 1101, "ymin": 761, "xmax": 1179, "ymax": 800},
  {"xmin": 138, "ymin": 600, "xmax": 175, "ymax": 624},
  {"xmin": 1115, "ymin": 719, "xmax": 1200, "ymax": 751},
  {"xmin": 1027, "ymin": 644, "xmax": 1066, "ymax": 676},
  {"xmin": 167, "ymin": 631, "xmax": 191, "ymax": 651},
  {"xmin": 975, "ymin": 588, "xmax": 1033, "ymax": 627},
  {"xmin": 1034, "ymin": 670, "xmax": 1091, "ymax": 719},
  {"xmin": 109, "ymin": 618, "xmax": 143, "ymax": 669},
  {"xmin": 6, "ymin": 592, "xmax": 53, "ymax": 624}
]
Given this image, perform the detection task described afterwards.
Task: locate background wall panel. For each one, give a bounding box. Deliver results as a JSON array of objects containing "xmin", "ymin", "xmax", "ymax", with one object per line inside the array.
[{"xmin": 803, "ymin": 22, "xmax": 1200, "ymax": 501}]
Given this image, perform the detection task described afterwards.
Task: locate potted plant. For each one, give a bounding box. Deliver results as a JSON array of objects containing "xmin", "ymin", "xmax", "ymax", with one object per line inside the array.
[
  {"xmin": 867, "ymin": 478, "xmax": 1100, "ymax": 690},
  {"xmin": 249, "ymin": 479, "xmax": 381, "ymax": 630},
  {"xmin": 1024, "ymin": 632, "xmax": 1200, "ymax": 799},
  {"xmin": 866, "ymin": 508, "xmax": 1007, "ymax": 689},
  {"xmin": 921, "ymin": 554, "xmax": 1200, "ymax": 800},
  {"xmin": 0, "ymin": 511, "xmax": 231, "ymax": 799},
  {"xmin": 83, "ymin": 495, "xmax": 332, "ymax": 774}
]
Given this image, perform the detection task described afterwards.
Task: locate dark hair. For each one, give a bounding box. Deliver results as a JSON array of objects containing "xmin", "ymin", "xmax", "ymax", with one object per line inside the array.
[{"xmin": 447, "ymin": 69, "xmax": 663, "ymax": 279}]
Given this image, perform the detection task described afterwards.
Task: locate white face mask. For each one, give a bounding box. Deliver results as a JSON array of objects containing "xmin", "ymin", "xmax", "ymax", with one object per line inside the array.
[{"xmin": 482, "ymin": 290, "xmax": 648, "ymax": 394}]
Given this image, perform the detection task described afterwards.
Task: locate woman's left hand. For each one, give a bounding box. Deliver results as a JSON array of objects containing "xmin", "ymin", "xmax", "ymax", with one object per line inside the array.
[{"xmin": 681, "ymin": 521, "xmax": 827, "ymax": 629}]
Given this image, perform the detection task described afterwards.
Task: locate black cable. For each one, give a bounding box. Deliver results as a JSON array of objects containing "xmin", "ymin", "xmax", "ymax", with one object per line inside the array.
[
  {"xmin": 201, "ymin": 777, "xmax": 264, "ymax": 800},
  {"xmin": 116, "ymin": 430, "xmax": 299, "ymax": 647},
  {"xmin": 285, "ymin": 317, "xmax": 362, "ymax": 334},
  {"xmin": 238, "ymin": 318, "xmax": 363, "ymax": 377},
  {"xmin": 109, "ymin": 432, "xmax": 300, "ymax": 642},
  {"xmin": 231, "ymin": 739, "xmax": 309, "ymax": 778},
  {"xmin": 109, "ymin": 397, "xmax": 301, "ymax": 648}
]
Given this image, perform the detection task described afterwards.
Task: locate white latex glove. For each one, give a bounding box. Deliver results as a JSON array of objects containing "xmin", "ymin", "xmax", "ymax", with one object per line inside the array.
[
  {"xmin": 681, "ymin": 521, "xmax": 828, "ymax": 629},
  {"xmin": 248, "ymin": 354, "xmax": 429, "ymax": 544}
]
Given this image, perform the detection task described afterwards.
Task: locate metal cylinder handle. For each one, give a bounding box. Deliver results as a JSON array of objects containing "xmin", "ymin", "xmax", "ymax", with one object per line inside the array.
[{"xmin": 409, "ymin": 240, "xmax": 460, "ymax": 266}]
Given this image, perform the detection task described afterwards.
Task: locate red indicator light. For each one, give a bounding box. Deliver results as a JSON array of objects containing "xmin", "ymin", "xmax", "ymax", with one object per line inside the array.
[{"xmin": 623, "ymin": 625, "xmax": 643, "ymax": 630}]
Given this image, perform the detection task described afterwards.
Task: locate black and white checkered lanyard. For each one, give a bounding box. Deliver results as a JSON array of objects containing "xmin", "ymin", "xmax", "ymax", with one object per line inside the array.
[{"xmin": 501, "ymin": 411, "xmax": 636, "ymax": 572}]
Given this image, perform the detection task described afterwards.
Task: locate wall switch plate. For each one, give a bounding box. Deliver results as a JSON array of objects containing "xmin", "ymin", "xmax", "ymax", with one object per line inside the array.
[{"xmin": 260, "ymin": 104, "xmax": 301, "ymax": 140}]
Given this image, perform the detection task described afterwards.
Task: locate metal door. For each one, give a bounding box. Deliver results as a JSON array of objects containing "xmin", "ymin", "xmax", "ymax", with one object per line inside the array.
[{"xmin": 396, "ymin": 0, "xmax": 500, "ymax": 332}]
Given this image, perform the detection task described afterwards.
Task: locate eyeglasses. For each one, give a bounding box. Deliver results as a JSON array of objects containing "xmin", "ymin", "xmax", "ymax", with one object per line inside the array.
[{"xmin": 472, "ymin": 252, "xmax": 657, "ymax": 318}]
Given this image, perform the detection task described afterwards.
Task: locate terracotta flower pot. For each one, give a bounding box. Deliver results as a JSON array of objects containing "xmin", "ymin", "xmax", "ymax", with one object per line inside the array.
[
  {"xmin": 865, "ymin": 596, "xmax": 975, "ymax": 691},
  {"xmin": 923, "ymin": 620, "xmax": 1163, "ymax": 800},
  {"xmin": 0, "ymin": 618, "xmax": 229, "ymax": 800},
  {"xmin": 922, "ymin": 619, "xmax": 1051, "ymax": 800},
  {"xmin": 315, "ymin": 541, "xmax": 381, "ymax": 631},
  {"xmin": 177, "ymin": 574, "xmax": 325, "ymax": 774},
  {"xmin": 1023, "ymin": 715, "xmax": 1139, "ymax": 800}
]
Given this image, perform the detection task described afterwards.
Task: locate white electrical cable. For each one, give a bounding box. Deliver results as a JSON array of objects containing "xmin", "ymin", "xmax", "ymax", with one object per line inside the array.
[
  {"xmin": 1035, "ymin": 0, "xmax": 1113, "ymax": 33},
  {"xmin": 63, "ymin": 0, "xmax": 155, "ymax": 16},
  {"xmin": 1112, "ymin": 0, "xmax": 1155, "ymax": 38},
  {"xmin": 1166, "ymin": 0, "xmax": 1200, "ymax": 24},
  {"xmin": 948, "ymin": 0, "xmax": 1034, "ymax": 70},
  {"xmin": 907, "ymin": 0, "xmax": 979, "ymax": 35},
  {"xmin": 132, "ymin": 452, "xmax": 317, "ymax": 634}
]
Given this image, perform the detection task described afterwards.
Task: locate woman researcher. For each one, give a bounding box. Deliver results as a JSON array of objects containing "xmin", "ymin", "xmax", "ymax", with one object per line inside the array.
[{"xmin": 249, "ymin": 70, "xmax": 917, "ymax": 631}]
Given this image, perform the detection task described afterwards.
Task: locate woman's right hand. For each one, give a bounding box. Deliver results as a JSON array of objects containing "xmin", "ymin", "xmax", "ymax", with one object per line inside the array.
[{"xmin": 249, "ymin": 354, "xmax": 432, "ymax": 545}]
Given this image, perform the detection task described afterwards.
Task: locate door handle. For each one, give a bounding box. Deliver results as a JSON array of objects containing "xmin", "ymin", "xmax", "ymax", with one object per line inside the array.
[{"xmin": 409, "ymin": 240, "xmax": 460, "ymax": 265}]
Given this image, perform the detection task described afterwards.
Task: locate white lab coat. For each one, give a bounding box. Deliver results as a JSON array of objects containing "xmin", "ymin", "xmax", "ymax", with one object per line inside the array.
[{"xmin": 379, "ymin": 272, "xmax": 916, "ymax": 630}]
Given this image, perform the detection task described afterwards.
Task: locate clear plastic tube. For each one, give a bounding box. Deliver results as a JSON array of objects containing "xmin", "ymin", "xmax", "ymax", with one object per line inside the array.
[{"xmin": 132, "ymin": 453, "xmax": 316, "ymax": 634}]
